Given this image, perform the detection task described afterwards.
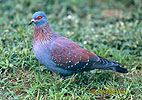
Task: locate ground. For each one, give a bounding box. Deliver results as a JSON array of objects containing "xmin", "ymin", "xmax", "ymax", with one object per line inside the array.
[{"xmin": 0, "ymin": 0, "xmax": 142, "ymax": 99}]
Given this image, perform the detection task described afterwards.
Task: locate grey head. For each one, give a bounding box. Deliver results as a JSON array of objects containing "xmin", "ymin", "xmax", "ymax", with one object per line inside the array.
[{"xmin": 29, "ymin": 11, "xmax": 48, "ymax": 26}]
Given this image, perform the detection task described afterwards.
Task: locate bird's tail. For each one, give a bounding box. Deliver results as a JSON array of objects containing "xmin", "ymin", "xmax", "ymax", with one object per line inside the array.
[
  {"xmin": 92, "ymin": 56, "xmax": 128, "ymax": 73},
  {"xmin": 109, "ymin": 65, "xmax": 128, "ymax": 73}
]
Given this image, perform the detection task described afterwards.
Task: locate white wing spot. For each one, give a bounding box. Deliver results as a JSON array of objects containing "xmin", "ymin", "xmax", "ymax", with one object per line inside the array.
[
  {"xmin": 80, "ymin": 56, "xmax": 81, "ymax": 60},
  {"xmin": 77, "ymin": 61, "xmax": 79, "ymax": 64},
  {"xmin": 75, "ymin": 61, "xmax": 79, "ymax": 65}
]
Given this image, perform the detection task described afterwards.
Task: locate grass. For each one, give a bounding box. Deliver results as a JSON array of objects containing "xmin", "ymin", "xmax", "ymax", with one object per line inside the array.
[{"xmin": 0, "ymin": 0, "xmax": 142, "ymax": 99}]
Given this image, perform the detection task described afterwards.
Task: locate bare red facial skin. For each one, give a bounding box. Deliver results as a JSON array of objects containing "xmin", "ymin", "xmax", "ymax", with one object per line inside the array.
[{"xmin": 35, "ymin": 16, "xmax": 43, "ymax": 20}]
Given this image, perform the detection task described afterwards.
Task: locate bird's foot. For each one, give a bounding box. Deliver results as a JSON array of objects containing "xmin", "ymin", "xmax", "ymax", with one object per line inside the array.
[
  {"xmin": 72, "ymin": 78, "xmax": 79, "ymax": 82},
  {"xmin": 51, "ymin": 72, "xmax": 56, "ymax": 78},
  {"xmin": 59, "ymin": 78, "xmax": 63, "ymax": 82}
]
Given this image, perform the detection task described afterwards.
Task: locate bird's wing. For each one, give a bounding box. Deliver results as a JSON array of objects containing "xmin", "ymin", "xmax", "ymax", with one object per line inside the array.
[{"xmin": 50, "ymin": 37, "xmax": 100, "ymax": 71}]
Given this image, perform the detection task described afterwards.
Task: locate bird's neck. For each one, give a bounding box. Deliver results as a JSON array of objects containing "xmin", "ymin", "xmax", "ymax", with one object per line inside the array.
[{"xmin": 33, "ymin": 22, "xmax": 56, "ymax": 42}]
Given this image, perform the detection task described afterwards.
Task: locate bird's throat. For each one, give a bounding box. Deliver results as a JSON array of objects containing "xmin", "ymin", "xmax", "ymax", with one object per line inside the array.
[{"xmin": 33, "ymin": 22, "xmax": 55, "ymax": 42}]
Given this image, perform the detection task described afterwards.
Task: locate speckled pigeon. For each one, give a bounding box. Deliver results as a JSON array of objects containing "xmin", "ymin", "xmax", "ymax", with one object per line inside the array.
[{"xmin": 29, "ymin": 11, "xmax": 128, "ymax": 77}]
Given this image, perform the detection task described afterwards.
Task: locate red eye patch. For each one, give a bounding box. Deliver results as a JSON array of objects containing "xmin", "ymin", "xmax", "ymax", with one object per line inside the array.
[{"xmin": 35, "ymin": 16, "xmax": 43, "ymax": 20}]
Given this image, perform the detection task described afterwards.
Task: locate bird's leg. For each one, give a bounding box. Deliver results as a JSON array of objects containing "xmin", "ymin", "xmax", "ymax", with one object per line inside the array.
[
  {"xmin": 72, "ymin": 78, "xmax": 79, "ymax": 82},
  {"xmin": 51, "ymin": 72, "xmax": 56, "ymax": 78},
  {"xmin": 59, "ymin": 75, "xmax": 79, "ymax": 82},
  {"xmin": 57, "ymin": 75, "xmax": 65, "ymax": 82},
  {"xmin": 59, "ymin": 78, "xmax": 63, "ymax": 82},
  {"xmin": 60, "ymin": 75, "xmax": 65, "ymax": 80},
  {"xmin": 71, "ymin": 74, "xmax": 79, "ymax": 82}
]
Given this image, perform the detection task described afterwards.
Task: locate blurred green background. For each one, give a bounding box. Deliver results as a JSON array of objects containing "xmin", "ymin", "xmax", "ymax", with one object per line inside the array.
[{"xmin": 0, "ymin": 0, "xmax": 142, "ymax": 99}]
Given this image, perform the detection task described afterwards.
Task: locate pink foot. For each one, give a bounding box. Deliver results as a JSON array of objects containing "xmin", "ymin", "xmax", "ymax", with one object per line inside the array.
[{"xmin": 72, "ymin": 78, "xmax": 79, "ymax": 82}]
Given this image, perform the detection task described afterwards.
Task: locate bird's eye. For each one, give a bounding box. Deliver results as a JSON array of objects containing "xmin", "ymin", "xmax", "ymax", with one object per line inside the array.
[{"xmin": 35, "ymin": 16, "xmax": 43, "ymax": 20}]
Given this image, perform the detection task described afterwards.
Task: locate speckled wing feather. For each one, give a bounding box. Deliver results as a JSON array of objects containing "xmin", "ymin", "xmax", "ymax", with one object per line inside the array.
[{"xmin": 50, "ymin": 36, "xmax": 99, "ymax": 71}]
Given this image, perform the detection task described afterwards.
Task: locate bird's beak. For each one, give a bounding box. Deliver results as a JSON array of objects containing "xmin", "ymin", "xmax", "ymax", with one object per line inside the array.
[{"xmin": 28, "ymin": 19, "xmax": 35, "ymax": 25}]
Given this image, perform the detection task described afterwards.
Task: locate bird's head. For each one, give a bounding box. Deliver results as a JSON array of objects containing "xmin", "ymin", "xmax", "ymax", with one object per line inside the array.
[{"xmin": 29, "ymin": 11, "xmax": 48, "ymax": 26}]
